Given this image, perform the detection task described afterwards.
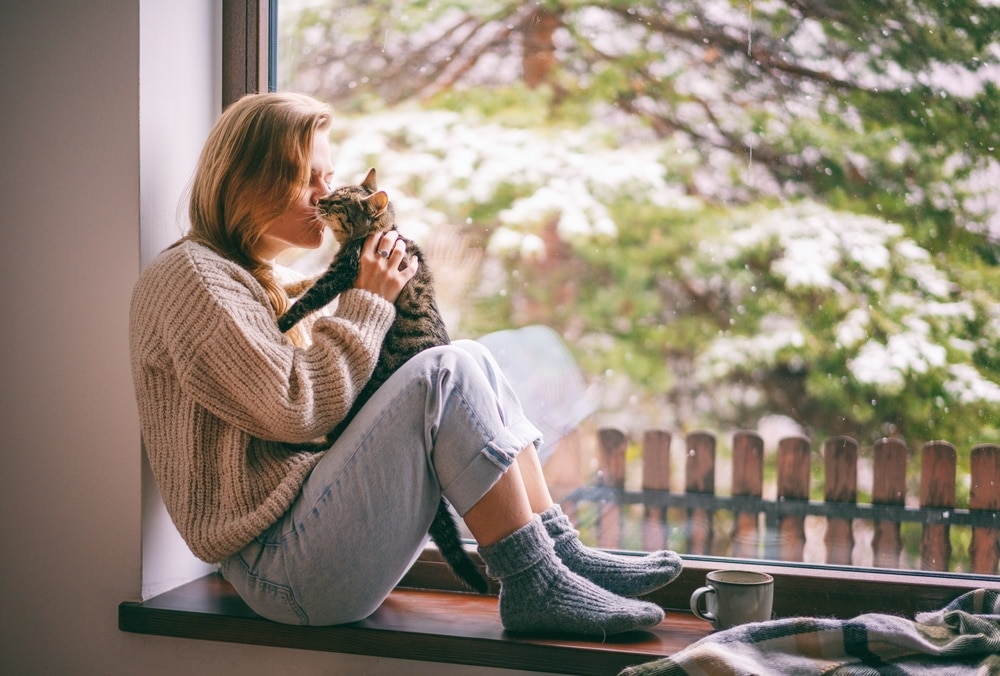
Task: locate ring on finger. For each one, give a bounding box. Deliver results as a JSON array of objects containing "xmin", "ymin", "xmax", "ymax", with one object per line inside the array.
[{"xmin": 378, "ymin": 249, "xmax": 390, "ymax": 258}]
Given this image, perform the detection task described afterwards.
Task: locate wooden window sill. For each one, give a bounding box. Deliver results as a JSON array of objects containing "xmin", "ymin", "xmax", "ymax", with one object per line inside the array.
[
  {"xmin": 119, "ymin": 553, "xmax": 994, "ymax": 675},
  {"xmin": 119, "ymin": 572, "xmax": 709, "ymax": 675}
]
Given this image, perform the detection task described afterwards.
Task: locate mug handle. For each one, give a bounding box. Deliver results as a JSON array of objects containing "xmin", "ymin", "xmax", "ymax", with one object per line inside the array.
[{"xmin": 690, "ymin": 585, "xmax": 717, "ymax": 625}]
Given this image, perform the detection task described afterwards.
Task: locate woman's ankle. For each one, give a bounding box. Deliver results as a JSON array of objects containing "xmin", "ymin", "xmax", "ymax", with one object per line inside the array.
[
  {"xmin": 540, "ymin": 504, "xmax": 683, "ymax": 596},
  {"xmin": 478, "ymin": 517, "xmax": 665, "ymax": 635}
]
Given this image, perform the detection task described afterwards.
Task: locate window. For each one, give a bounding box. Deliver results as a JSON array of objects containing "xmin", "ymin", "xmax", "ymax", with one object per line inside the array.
[{"xmin": 227, "ymin": 1, "xmax": 1000, "ymax": 591}]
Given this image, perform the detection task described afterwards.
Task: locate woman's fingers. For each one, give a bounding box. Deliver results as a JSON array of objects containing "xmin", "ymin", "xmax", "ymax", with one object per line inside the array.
[
  {"xmin": 364, "ymin": 231, "xmax": 385, "ymax": 259},
  {"xmin": 376, "ymin": 231, "xmax": 403, "ymax": 260},
  {"xmin": 356, "ymin": 231, "xmax": 418, "ymax": 303}
]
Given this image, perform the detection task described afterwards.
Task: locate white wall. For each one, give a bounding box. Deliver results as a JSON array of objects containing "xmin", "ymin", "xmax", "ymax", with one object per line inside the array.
[
  {"xmin": 138, "ymin": 0, "xmax": 219, "ymax": 601},
  {"xmin": 0, "ymin": 1, "xmax": 537, "ymax": 673}
]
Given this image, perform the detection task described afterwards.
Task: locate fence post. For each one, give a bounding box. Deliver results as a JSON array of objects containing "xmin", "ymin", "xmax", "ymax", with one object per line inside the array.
[
  {"xmin": 731, "ymin": 430, "xmax": 764, "ymax": 559},
  {"xmin": 596, "ymin": 427, "xmax": 628, "ymax": 549},
  {"xmin": 969, "ymin": 444, "xmax": 1000, "ymax": 575},
  {"xmin": 641, "ymin": 429, "xmax": 672, "ymax": 552},
  {"xmin": 685, "ymin": 430, "xmax": 716, "ymax": 555},
  {"xmin": 777, "ymin": 435, "xmax": 811, "ymax": 562},
  {"xmin": 871, "ymin": 437, "xmax": 907, "ymax": 569},
  {"xmin": 823, "ymin": 436, "xmax": 858, "ymax": 565},
  {"xmin": 920, "ymin": 440, "xmax": 956, "ymax": 572}
]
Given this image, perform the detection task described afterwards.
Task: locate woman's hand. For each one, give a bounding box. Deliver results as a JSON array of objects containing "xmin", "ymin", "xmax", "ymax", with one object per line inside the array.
[{"xmin": 353, "ymin": 230, "xmax": 419, "ymax": 304}]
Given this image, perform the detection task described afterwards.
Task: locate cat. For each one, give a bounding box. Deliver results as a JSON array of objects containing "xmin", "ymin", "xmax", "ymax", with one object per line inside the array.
[{"xmin": 277, "ymin": 168, "xmax": 489, "ymax": 594}]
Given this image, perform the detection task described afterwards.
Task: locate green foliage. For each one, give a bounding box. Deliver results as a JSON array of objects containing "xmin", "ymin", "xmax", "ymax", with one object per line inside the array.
[{"xmin": 282, "ymin": 0, "xmax": 1000, "ymax": 482}]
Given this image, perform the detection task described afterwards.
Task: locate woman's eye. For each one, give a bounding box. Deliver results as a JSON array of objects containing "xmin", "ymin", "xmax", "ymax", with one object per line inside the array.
[{"xmin": 312, "ymin": 172, "xmax": 333, "ymax": 192}]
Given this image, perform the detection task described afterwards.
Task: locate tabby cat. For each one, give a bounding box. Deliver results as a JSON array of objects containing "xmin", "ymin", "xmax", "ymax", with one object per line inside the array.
[{"xmin": 278, "ymin": 168, "xmax": 489, "ymax": 594}]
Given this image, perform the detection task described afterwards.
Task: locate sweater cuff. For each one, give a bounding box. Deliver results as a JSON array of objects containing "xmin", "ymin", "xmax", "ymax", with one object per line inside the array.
[{"xmin": 330, "ymin": 288, "xmax": 396, "ymax": 342}]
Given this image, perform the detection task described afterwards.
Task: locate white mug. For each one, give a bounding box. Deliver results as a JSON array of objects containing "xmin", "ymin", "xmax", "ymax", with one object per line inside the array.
[{"xmin": 690, "ymin": 570, "xmax": 774, "ymax": 630}]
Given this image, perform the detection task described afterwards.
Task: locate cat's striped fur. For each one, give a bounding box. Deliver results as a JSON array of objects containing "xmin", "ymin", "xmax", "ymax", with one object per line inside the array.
[{"xmin": 277, "ymin": 168, "xmax": 489, "ymax": 594}]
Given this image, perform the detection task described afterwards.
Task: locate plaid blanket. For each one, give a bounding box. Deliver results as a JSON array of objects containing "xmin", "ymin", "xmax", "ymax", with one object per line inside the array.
[{"xmin": 620, "ymin": 588, "xmax": 1000, "ymax": 676}]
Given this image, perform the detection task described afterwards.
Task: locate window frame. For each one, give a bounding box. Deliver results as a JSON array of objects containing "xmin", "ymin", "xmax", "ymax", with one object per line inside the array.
[
  {"xmin": 221, "ymin": 0, "xmax": 999, "ymax": 617},
  {"xmin": 222, "ymin": 0, "xmax": 271, "ymax": 108}
]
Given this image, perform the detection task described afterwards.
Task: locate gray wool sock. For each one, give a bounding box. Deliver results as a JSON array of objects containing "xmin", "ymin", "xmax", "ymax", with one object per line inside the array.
[
  {"xmin": 540, "ymin": 505, "xmax": 682, "ymax": 597},
  {"xmin": 478, "ymin": 515, "xmax": 664, "ymax": 636}
]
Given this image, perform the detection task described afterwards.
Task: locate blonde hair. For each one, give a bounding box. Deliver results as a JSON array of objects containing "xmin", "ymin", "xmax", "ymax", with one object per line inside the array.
[{"xmin": 186, "ymin": 92, "xmax": 333, "ymax": 337}]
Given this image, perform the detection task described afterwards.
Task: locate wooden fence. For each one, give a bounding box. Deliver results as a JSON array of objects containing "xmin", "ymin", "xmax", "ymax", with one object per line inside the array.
[{"xmin": 562, "ymin": 428, "xmax": 1000, "ymax": 575}]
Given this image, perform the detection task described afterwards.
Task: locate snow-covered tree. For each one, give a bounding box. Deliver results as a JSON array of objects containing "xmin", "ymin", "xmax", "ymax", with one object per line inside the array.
[{"xmin": 278, "ymin": 1, "xmax": 1000, "ymax": 454}]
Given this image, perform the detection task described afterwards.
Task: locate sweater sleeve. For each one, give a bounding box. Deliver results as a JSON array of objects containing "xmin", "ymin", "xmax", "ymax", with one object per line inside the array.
[{"xmin": 141, "ymin": 243, "xmax": 395, "ymax": 443}]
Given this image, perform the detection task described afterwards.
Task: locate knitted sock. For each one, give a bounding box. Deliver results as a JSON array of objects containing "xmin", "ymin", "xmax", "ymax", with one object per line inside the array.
[
  {"xmin": 478, "ymin": 516, "xmax": 664, "ymax": 636},
  {"xmin": 541, "ymin": 505, "xmax": 682, "ymax": 597}
]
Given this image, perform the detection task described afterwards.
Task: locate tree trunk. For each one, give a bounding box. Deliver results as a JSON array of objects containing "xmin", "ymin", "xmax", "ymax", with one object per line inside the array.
[{"xmin": 522, "ymin": 9, "xmax": 560, "ymax": 88}]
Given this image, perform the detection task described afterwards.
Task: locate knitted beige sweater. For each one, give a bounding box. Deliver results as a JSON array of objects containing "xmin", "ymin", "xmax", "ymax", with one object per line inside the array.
[{"xmin": 129, "ymin": 240, "xmax": 396, "ymax": 563}]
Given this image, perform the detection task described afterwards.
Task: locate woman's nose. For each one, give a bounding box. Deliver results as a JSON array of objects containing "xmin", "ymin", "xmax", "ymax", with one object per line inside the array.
[
  {"xmin": 309, "ymin": 183, "xmax": 325, "ymax": 205},
  {"xmin": 310, "ymin": 177, "xmax": 332, "ymax": 205}
]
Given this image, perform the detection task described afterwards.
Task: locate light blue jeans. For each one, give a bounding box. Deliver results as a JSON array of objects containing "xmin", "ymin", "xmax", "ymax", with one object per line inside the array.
[{"xmin": 220, "ymin": 340, "xmax": 542, "ymax": 625}]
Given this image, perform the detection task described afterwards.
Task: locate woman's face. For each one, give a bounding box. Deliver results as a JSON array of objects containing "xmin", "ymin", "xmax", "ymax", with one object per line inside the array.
[{"xmin": 256, "ymin": 131, "xmax": 335, "ymax": 260}]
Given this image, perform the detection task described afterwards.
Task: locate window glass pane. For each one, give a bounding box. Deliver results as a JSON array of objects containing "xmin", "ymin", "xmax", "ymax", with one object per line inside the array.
[{"xmin": 274, "ymin": 0, "xmax": 1000, "ymax": 578}]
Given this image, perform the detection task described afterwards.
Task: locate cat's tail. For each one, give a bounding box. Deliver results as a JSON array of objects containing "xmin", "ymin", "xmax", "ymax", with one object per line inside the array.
[
  {"xmin": 277, "ymin": 306, "xmax": 303, "ymax": 332},
  {"xmin": 428, "ymin": 499, "xmax": 490, "ymax": 594}
]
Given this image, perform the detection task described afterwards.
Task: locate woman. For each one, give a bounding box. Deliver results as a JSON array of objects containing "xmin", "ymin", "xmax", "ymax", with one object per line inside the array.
[{"xmin": 129, "ymin": 92, "xmax": 681, "ymax": 634}]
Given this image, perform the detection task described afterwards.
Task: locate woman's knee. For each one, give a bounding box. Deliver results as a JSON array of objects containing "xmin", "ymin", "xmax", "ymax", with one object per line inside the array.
[
  {"xmin": 453, "ymin": 339, "xmax": 502, "ymax": 370},
  {"xmin": 408, "ymin": 342, "xmax": 486, "ymax": 382},
  {"xmin": 452, "ymin": 338, "xmax": 490, "ymax": 361},
  {"xmin": 450, "ymin": 339, "xmax": 509, "ymax": 386}
]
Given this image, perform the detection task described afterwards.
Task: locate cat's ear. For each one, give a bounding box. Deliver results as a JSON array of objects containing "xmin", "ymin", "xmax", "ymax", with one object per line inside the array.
[
  {"xmin": 362, "ymin": 167, "xmax": 378, "ymax": 191},
  {"xmin": 364, "ymin": 190, "xmax": 389, "ymax": 216}
]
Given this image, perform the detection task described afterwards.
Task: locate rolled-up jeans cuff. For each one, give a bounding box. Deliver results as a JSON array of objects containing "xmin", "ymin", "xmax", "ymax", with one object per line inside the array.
[{"xmin": 445, "ymin": 415, "xmax": 542, "ymax": 516}]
